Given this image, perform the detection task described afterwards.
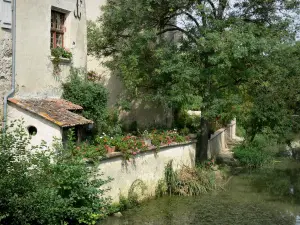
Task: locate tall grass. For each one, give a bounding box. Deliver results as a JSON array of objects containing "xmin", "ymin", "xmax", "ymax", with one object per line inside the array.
[{"xmin": 156, "ymin": 161, "xmax": 216, "ymax": 197}]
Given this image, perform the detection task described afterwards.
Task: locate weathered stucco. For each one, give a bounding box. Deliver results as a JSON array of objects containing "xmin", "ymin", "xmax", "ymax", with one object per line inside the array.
[
  {"xmin": 15, "ymin": 0, "xmax": 87, "ymax": 99},
  {"xmin": 0, "ymin": 28, "xmax": 12, "ymax": 120},
  {"xmin": 97, "ymin": 142, "xmax": 196, "ymax": 203},
  {"xmin": 7, "ymin": 103, "xmax": 62, "ymax": 147}
]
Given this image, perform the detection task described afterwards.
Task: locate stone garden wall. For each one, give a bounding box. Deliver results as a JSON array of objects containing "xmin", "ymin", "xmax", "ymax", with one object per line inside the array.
[{"xmin": 0, "ymin": 29, "xmax": 12, "ymax": 122}]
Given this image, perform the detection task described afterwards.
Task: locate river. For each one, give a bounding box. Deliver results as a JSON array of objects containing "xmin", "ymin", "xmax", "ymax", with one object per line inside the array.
[{"xmin": 103, "ymin": 158, "xmax": 300, "ymax": 225}]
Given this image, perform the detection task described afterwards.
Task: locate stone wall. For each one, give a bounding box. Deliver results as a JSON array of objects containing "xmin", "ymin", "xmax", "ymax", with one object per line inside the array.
[
  {"xmin": 97, "ymin": 142, "xmax": 196, "ymax": 202},
  {"xmin": 96, "ymin": 120, "xmax": 238, "ymax": 203},
  {"xmin": 0, "ymin": 29, "xmax": 12, "ymax": 121}
]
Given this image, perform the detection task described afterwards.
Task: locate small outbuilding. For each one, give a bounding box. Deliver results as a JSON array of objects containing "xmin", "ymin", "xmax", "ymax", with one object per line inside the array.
[{"xmin": 7, "ymin": 98, "xmax": 93, "ymax": 147}]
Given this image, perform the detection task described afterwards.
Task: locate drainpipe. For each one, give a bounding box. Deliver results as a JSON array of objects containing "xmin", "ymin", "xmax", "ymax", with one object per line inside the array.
[{"xmin": 2, "ymin": 0, "xmax": 16, "ymax": 134}]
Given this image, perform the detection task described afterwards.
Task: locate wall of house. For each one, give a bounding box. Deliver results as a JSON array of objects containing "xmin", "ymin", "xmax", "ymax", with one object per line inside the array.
[
  {"xmin": 97, "ymin": 142, "xmax": 196, "ymax": 203},
  {"xmin": 0, "ymin": 28, "xmax": 12, "ymax": 122},
  {"xmin": 15, "ymin": 0, "xmax": 87, "ymax": 99},
  {"xmin": 7, "ymin": 103, "xmax": 62, "ymax": 147}
]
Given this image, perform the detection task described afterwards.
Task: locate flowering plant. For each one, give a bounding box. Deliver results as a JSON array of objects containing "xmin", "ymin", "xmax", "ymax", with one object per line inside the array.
[
  {"xmin": 73, "ymin": 142, "xmax": 106, "ymax": 160},
  {"xmin": 150, "ymin": 129, "xmax": 188, "ymax": 147},
  {"xmin": 75, "ymin": 130, "xmax": 190, "ymax": 161},
  {"xmin": 114, "ymin": 135, "xmax": 147, "ymax": 160},
  {"xmin": 51, "ymin": 46, "xmax": 72, "ymax": 76},
  {"xmin": 95, "ymin": 133, "xmax": 115, "ymax": 146},
  {"xmin": 51, "ymin": 46, "xmax": 72, "ymax": 59}
]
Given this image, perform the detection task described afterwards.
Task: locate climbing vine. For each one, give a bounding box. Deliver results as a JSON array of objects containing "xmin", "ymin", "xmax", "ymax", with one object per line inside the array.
[{"xmin": 51, "ymin": 47, "xmax": 72, "ymax": 76}]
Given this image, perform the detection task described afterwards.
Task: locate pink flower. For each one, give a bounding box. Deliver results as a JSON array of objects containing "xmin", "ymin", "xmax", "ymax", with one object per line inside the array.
[{"xmin": 132, "ymin": 152, "xmax": 137, "ymax": 155}]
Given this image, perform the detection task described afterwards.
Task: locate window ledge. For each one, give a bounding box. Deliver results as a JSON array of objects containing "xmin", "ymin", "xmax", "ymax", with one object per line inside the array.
[{"xmin": 50, "ymin": 56, "xmax": 72, "ymax": 63}]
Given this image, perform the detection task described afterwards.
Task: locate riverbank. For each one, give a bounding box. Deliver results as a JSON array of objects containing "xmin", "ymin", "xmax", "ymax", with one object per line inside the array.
[{"xmin": 102, "ymin": 157, "xmax": 300, "ymax": 225}]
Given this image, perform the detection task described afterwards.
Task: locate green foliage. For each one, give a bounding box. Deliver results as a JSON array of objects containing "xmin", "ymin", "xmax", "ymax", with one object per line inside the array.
[
  {"xmin": 233, "ymin": 142, "xmax": 274, "ymax": 169},
  {"xmin": 51, "ymin": 47, "xmax": 72, "ymax": 59},
  {"xmin": 174, "ymin": 110, "xmax": 201, "ymax": 133},
  {"xmin": 157, "ymin": 160, "xmax": 216, "ymax": 196},
  {"xmin": 109, "ymin": 179, "xmax": 147, "ymax": 212},
  {"xmin": 150, "ymin": 130, "xmax": 188, "ymax": 148},
  {"xmin": 237, "ymin": 42, "xmax": 300, "ymax": 142},
  {"xmin": 74, "ymin": 142, "xmax": 107, "ymax": 161},
  {"xmin": 89, "ymin": 0, "xmax": 300, "ymax": 143},
  {"xmin": 62, "ymin": 68, "xmax": 109, "ymax": 134},
  {"xmin": 73, "ymin": 130, "xmax": 189, "ymax": 161},
  {"xmin": 51, "ymin": 47, "xmax": 72, "ymax": 76},
  {"xmin": 0, "ymin": 122, "xmax": 112, "ymax": 224}
]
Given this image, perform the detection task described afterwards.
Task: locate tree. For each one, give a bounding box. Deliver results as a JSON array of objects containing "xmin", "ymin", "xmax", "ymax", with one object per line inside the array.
[
  {"xmin": 88, "ymin": 0, "xmax": 300, "ymax": 161},
  {"xmin": 238, "ymin": 41, "xmax": 300, "ymax": 142}
]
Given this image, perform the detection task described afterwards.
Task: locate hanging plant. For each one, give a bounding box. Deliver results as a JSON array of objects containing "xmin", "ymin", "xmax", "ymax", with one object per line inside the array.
[{"xmin": 51, "ymin": 47, "xmax": 72, "ymax": 76}]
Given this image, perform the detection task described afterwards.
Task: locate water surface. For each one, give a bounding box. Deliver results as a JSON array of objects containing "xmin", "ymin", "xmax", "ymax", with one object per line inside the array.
[{"xmin": 103, "ymin": 159, "xmax": 300, "ymax": 225}]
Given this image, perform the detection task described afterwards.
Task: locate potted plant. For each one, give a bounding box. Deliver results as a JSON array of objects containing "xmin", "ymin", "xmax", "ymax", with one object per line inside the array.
[
  {"xmin": 95, "ymin": 133, "xmax": 116, "ymax": 154},
  {"xmin": 104, "ymin": 145, "xmax": 116, "ymax": 153},
  {"xmin": 141, "ymin": 130, "xmax": 152, "ymax": 147}
]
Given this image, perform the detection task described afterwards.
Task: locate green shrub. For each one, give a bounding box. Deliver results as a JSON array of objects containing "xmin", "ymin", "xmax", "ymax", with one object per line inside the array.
[
  {"xmin": 158, "ymin": 160, "xmax": 216, "ymax": 196},
  {"xmin": 233, "ymin": 143, "xmax": 273, "ymax": 168},
  {"xmin": 174, "ymin": 110, "xmax": 201, "ymax": 133},
  {"xmin": 0, "ymin": 122, "xmax": 112, "ymax": 225},
  {"xmin": 62, "ymin": 68, "xmax": 109, "ymax": 134},
  {"xmin": 51, "ymin": 47, "xmax": 72, "ymax": 59}
]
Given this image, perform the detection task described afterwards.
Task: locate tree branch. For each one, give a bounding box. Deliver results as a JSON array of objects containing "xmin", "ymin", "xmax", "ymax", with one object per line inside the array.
[
  {"xmin": 157, "ymin": 24, "xmax": 198, "ymax": 43},
  {"xmin": 182, "ymin": 11, "xmax": 201, "ymax": 31},
  {"xmin": 206, "ymin": 0, "xmax": 217, "ymax": 18},
  {"xmin": 217, "ymin": 0, "xmax": 228, "ymax": 19}
]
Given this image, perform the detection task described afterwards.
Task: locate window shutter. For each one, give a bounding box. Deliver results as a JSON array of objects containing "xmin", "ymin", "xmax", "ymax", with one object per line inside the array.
[{"xmin": 1, "ymin": 0, "xmax": 12, "ymax": 29}]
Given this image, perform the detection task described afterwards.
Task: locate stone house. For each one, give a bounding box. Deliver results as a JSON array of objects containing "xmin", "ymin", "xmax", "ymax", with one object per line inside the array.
[{"xmin": 0, "ymin": 0, "xmax": 92, "ymax": 146}]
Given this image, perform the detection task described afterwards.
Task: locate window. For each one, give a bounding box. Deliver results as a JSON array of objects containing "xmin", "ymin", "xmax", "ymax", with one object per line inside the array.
[
  {"xmin": 51, "ymin": 10, "xmax": 65, "ymax": 48},
  {"xmin": 0, "ymin": 0, "xmax": 12, "ymax": 29}
]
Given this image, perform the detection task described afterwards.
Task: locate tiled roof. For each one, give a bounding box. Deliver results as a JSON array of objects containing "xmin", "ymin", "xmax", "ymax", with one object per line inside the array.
[{"xmin": 8, "ymin": 98, "xmax": 93, "ymax": 127}]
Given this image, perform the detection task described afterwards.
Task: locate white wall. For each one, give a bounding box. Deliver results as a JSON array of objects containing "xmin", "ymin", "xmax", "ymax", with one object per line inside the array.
[
  {"xmin": 96, "ymin": 121, "xmax": 238, "ymax": 203},
  {"xmin": 7, "ymin": 104, "xmax": 62, "ymax": 147},
  {"xmin": 97, "ymin": 143, "xmax": 196, "ymax": 202},
  {"xmin": 0, "ymin": 28, "xmax": 12, "ymax": 119},
  {"xmin": 15, "ymin": 0, "xmax": 87, "ymax": 99}
]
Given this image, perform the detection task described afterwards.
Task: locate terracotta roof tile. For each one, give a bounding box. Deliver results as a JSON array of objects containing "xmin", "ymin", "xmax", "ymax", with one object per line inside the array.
[{"xmin": 8, "ymin": 98, "xmax": 93, "ymax": 127}]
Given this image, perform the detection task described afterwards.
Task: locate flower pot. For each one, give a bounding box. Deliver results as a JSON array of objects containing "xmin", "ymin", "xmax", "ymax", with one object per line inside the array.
[
  {"xmin": 143, "ymin": 138, "xmax": 152, "ymax": 147},
  {"xmin": 105, "ymin": 145, "xmax": 116, "ymax": 154},
  {"xmin": 188, "ymin": 133, "xmax": 197, "ymax": 139}
]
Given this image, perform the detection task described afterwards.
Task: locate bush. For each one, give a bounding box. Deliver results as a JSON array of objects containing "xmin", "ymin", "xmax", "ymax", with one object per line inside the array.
[
  {"xmin": 62, "ymin": 68, "xmax": 109, "ymax": 134},
  {"xmin": 174, "ymin": 110, "xmax": 201, "ymax": 133},
  {"xmin": 233, "ymin": 143, "xmax": 273, "ymax": 168},
  {"xmin": 0, "ymin": 122, "xmax": 112, "ymax": 225},
  {"xmin": 156, "ymin": 160, "xmax": 216, "ymax": 197}
]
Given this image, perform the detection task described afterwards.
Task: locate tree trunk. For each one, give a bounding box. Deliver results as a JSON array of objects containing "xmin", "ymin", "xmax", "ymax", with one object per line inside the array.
[{"xmin": 196, "ymin": 117, "xmax": 210, "ymax": 163}]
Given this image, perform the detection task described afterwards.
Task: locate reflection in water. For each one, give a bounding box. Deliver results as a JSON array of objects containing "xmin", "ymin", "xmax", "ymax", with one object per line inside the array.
[{"xmin": 102, "ymin": 159, "xmax": 300, "ymax": 225}]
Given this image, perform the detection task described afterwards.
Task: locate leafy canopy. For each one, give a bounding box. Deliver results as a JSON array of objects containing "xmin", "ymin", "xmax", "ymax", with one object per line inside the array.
[{"xmin": 88, "ymin": 0, "xmax": 300, "ymax": 139}]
